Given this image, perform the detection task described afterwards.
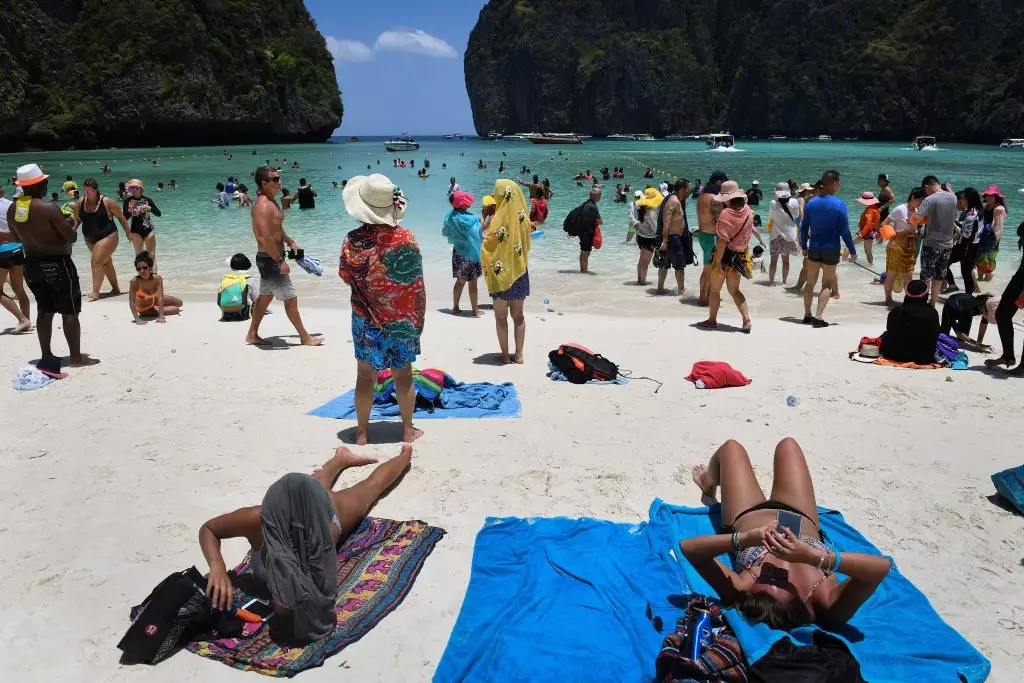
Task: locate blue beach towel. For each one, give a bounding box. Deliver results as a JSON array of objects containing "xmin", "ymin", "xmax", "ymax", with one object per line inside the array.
[
  {"xmin": 308, "ymin": 382, "xmax": 520, "ymax": 420},
  {"xmin": 434, "ymin": 516, "xmax": 681, "ymax": 683},
  {"xmin": 646, "ymin": 499, "xmax": 990, "ymax": 683}
]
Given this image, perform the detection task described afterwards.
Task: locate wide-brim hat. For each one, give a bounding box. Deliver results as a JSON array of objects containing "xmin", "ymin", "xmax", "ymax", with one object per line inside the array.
[
  {"xmin": 712, "ymin": 180, "xmax": 747, "ymax": 203},
  {"xmin": 796, "ymin": 182, "xmax": 814, "ymax": 193},
  {"xmin": 981, "ymin": 184, "xmax": 1005, "ymax": 198},
  {"xmin": 638, "ymin": 187, "xmax": 663, "ymax": 208},
  {"xmin": 343, "ymin": 174, "xmax": 406, "ymax": 226},
  {"xmin": 15, "ymin": 163, "xmax": 48, "ymax": 187},
  {"xmin": 774, "ymin": 181, "xmax": 791, "ymax": 198},
  {"xmin": 856, "ymin": 191, "xmax": 880, "ymax": 206}
]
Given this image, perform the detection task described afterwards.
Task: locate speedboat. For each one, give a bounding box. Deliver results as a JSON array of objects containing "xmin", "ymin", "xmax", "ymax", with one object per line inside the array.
[
  {"xmin": 914, "ymin": 135, "xmax": 936, "ymax": 150},
  {"xmin": 527, "ymin": 133, "xmax": 582, "ymax": 145},
  {"xmin": 816, "ymin": 135, "xmax": 832, "ymax": 142},
  {"xmin": 665, "ymin": 134, "xmax": 686, "ymax": 140},
  {"xmin": 634, "ymin": 134, "xmax": 655, "ymax": 141},
  {"xmin": 384, "ymin": 134, "xmax": 419, "ymax": 152},
  {"xmin": 607, "ymin": 133, "xmax": 635, "ymax": 140},
  {"xmin": 768, "ymin": 135, "xmax": 787, "ymax": 141},
  {"xmin": 441, "ymin": 133, "xmax": 464, "ymax": 140},
  {"xmin": 706, "ymin": 133, "xmax": 735, "ymax": 149},
  {"xmin": 999, "ymin": 138, "xmax": 1024, "ymax": 149},
  {"xmin": 484, "ymin": 131, "xmax": 503, "ymax": 140},
  {"xmin": 504, "ymin": 132, "xmax": 536, "ymax": 141}
]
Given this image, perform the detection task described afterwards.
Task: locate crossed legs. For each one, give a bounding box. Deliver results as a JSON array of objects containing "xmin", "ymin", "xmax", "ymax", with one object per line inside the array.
[{"xmin": 312, "ymin": 445, "xmax": 413, "ymax": 537}]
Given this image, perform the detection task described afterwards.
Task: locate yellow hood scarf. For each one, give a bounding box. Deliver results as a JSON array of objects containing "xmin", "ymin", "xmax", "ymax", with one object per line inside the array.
[{"xmin": 481, "ymin": 179, "xmax": 532, "ymax": 294}]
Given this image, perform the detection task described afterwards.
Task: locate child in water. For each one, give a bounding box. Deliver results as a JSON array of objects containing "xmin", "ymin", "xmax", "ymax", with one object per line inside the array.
[{"xmin": 129, "ymin": 252, "xmax": 182, "ymax": 324}]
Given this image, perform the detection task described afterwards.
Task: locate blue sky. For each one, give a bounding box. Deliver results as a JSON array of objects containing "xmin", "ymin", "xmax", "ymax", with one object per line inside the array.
[{"xmin": 305, "ymin": 0, "xmax": 487, "ymax": 136}]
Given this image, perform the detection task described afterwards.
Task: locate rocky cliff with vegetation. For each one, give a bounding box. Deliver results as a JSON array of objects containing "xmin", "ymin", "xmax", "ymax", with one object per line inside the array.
[
  {"xmin": 0, "ymin": 0, "xmax": 342, "ymax": 151},
  {"xmin": 465, "ymin": 0, "xmax": 1024, "ymax": 142}
]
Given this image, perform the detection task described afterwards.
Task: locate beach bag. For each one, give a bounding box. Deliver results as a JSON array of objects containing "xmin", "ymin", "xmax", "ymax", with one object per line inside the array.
[
  {"xmin": 548, "ymin": 343, "xmax": 619, "ymax": 384},
  {"xmin": 655, "ymin": 597, "xmax": 748, "ymax": 683},
  {"xmin": 991, "ymin": 465, "xmax": 1024, "ymax": 514},
  {"xmin": 593, "ymin": 225, "xmax": 603, "ymax": 250},
  {"xmin": 562, "ymin": 202, "xmax": 587, "ymax": 237},
  {"xmin": 117, "ymin": 567, "xmax": 211, "ymax": 664}
]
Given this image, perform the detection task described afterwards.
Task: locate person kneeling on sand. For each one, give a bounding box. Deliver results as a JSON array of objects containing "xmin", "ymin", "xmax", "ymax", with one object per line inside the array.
[
  {"xmin": 880, "ymin": 279, "xmax": 940, "ymax": 364},
  {"xmin": 129, "ymin": 252, "xmax": 182, "ymax": 324},
  {"xmin": 683, "ymin": 438, "xmax": 891, "ymax": 630},
  {"xmin": 200, "ymin": 445, "xmax": 413, "ymax": 643}
]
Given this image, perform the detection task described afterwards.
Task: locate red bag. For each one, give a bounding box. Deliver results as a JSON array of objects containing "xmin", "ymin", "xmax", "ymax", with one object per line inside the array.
[{"xmin": 593, "ymin": 225, "xmax": 603, "ymax": 250}]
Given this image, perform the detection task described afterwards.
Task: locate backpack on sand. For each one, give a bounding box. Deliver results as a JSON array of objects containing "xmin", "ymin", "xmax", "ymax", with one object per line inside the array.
[
  {"xmin": 218, "ymin": 273, "xmax": 250, "ymax": 321},
  {"xmin": 548, "ymin": 343, "xmax": 619, "ymax": 384},
  {"xmin": 117, "ymin": 567, "xmax": 212, "ymax": 665},
  {"xmin": 562, "ymin": 202, "xmax": 587, "ymax": 237}
]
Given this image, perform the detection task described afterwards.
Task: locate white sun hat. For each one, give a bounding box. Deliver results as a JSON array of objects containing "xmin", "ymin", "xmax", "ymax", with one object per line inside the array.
[
  {"xmin": 15, "ymin": 163, "xmax": 48, "ymax": 187},
  {"xmin": 343, "ymin": 174, "xmax": 407, "ymax": 226}
]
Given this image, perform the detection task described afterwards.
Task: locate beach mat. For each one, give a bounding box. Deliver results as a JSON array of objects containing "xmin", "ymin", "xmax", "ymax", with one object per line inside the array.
[
  {"xmin": 433, "ymin": 515, "xmax": 682, "ymax": 683},
  {"xmin": 647, "ymin": 499, "xmax": 991, "ymax": 683},
  {"xmin": 309, "ymin": 382, "xmax": 520, "ymax": 420},
  {"xmin": 184, "ymin": 518, "xmax": 444, "ymax": 677}
]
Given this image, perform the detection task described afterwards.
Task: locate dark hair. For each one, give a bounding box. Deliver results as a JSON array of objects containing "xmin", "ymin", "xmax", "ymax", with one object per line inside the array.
[
  {"xmin": 254, "ymin": 165, "xmax": 276, "ymax": 190},
  {"xmin": 921, "ymin": 175, "xmax": 940, "ymax": 187},
  {"xmin": 908, "ymin": 187, "xmax": 927, "ymax": 202},
  {"xmin": 230, "ymin": 253, "xmax": 251, "ymax": 270},
  {"xmin": 216, "ymin": 182, "xmax": 225, "ymax": 191},
  {"xmin": 298, "ymin": 177, "xmax": 307, "ymax": 185},
  {"xmin": 135, "ymin": 251, "xmax": 154, "ymax": 268},
  {"xmin": 238, "ymin": 184, "xmax": 248, "ymax": 193},
  {"xmin": 734, "ymin": 591, "xmax": 809, "ymax": 631},
  {"xmin": 282, "ymin": 187, "xmax": 290, "ymax": 195},
  {"xmin": 532, "ymin": 175, "xmax": 539, "ymax": 184},
  {"xmin": 672, "ymin": 179, "xmax": 689, "ymax": 193},
  {"xmin": 822, "ymin": 169, "xmax": 841, "ymax": 185},
  {"xmin": 962, "ymin": 187, "xmax": 983, "ymax": 213},
  {"xmin": 118, "ymin": 181, "xmax": 126, "ymax": 191},
  {"xmin": 753, "ymin": 245, "xmax": 765, "ymax": 257},
  {"xmin": 543, "ymin": 178, "xmax": 550, "ymax": 186},
  {"xmin": 83, "ymin": 178, "xmax": 99, "ymax": 191},
  {"xmin": 66, "ymin": 175, "xmax": 73, "ymax": 181}
]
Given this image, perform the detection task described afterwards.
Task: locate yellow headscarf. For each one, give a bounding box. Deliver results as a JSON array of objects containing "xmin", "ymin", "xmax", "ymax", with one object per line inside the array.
[{"xmin": 481, "ymin": 179, "xmax": 532, "ymax": 294}]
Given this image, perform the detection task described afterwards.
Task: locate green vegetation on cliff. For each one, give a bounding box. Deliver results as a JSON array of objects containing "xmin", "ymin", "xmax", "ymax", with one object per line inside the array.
[
  {"xmin": 0, "ymin": 0, "xmax": 343, "ymax": 151},
  {"xmin": 465, "ymin": 0, "xmax": 1024, "ymax": 142}
]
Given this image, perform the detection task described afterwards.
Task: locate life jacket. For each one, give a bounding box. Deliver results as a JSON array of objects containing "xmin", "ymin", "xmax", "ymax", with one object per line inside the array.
[
  {"xmin": 218, "ymin": 273, "xmax": 250, "ymax": 319},
  {"xmin": 548, "ymin": 343, "xmax": 619, "ymax": 384}
]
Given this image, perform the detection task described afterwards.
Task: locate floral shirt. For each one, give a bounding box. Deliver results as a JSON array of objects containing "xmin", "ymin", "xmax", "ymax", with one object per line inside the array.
[{"xmin": 339, "ymin": 225, "xmax": 426, "ymax": 340}]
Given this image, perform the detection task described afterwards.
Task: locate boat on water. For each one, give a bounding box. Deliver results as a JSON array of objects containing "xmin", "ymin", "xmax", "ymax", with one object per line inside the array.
[
  {"xmin": 706, "ymin": 133, "xmax": 735, "ymax": 149},
  {"xmin": 816, "ymin": 135, "xmax": 833, "ymax": 142},
  {"xmin": 768, "ymin": 135, "xmax": 788, "ymax": 141},
  {"xmin": 665, "ymin": 134, "xmax": 686, "ymax": 140},
  {"xmin": 527, "ymin": 133, "xmax": 582, "ymax": 145},
  {"xmin": 913, "ymin": 135, "xmax": 937, "ymax": 150},
  {"xmin": 634, "ymin": 133, "xmax": 655, "ymax": 141},
  {"xmin": 1000, "ymin": 138, "xmax": 1024, "ymax": 149},
  {"xmin": 441, "ymin": 133, "xmax": 464, "ymax": 140},
  {"xmin": 503, "ymin": 132, "xmax": 536, "ymax": 141},
  {"xmin": 484, "ymin": 131, "xmax": 503, "ymax": 140},
  {"xmin": 607, "ymin": 133, "xmax": 635, "ymax": 140},
  {"xmin": 384, "ymin": 134, "xmax": 419, "ymax": 152},
  {"xmin": 349, "ymin": 136, "xmax": 360, "ymax": 142}
]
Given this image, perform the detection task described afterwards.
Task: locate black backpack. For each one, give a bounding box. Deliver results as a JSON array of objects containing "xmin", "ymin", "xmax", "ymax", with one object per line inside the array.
[
  {"xmin": 118, "ymin": 567, "xmax": 213, "ymax": 664},
  {"xmin": 562, "ymin": 202, "xmax": 587, "ymax": 237},
  {"xmin": 548, "ymin": 343, "xmax": 619, "ymax": 384}
]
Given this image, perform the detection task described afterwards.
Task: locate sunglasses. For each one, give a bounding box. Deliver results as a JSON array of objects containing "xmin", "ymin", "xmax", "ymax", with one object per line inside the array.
[
  {"xmin": 267, "ymin": 176, "xmax": 281, "ymax": 182},
  {"xmin": 136, "ymin": 265, "xmax": 150, "ymax": 272},
  {"xmin": 128, "ymin": 187, "xmax": 141, "ymax": 192}
]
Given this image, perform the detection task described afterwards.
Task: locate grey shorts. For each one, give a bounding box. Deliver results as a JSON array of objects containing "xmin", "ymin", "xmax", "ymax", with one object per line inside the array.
[{"xmin": 259, "ymin": 273, "xmax": 296, "ymax": 301}]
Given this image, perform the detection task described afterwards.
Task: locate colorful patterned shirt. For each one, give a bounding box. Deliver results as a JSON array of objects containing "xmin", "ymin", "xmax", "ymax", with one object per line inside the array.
[{"xmin": 339, "ymin": 225, "xmax": 426, "ymax": 340}]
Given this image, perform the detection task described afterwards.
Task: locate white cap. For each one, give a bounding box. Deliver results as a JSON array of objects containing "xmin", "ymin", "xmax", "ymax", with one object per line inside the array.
[
  {"xmin": 752, "ymin": 180, "xmax": 760, "ymax": 185},
  {"xmin": 634, "ymin": 190, "xmax": 643, "ymax": 198}
]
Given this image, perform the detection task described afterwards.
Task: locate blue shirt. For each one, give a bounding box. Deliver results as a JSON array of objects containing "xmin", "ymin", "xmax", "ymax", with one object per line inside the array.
[{"xmin": 800, "ymin": 194, "xmax": 855, "ymax": 255}]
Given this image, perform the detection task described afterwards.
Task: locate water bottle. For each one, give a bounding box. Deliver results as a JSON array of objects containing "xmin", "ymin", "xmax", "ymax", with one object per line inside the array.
[
  {"xmin": 786, "ymin": 395, "xmax": 800, "ymax": 407},
  {"xmin": 544, "ymin": 298, "xmax": 553, "ymax": 312}
]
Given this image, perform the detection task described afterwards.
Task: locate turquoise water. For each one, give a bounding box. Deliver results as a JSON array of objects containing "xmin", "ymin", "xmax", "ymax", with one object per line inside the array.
[{"xmin": 2, "ymin": 138, "xmax": 1022, "ymax": 303}]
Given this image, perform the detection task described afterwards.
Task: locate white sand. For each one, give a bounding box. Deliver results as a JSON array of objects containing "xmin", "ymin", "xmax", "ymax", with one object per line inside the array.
[{"xmin": 1, "ymin": 265, "xmax": 1023, "ymax": 681}]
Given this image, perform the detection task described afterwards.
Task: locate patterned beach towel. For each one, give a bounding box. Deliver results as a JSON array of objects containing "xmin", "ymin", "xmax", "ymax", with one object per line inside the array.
[{"xmin": 187, "ymin": 518, "xmax": 444, "ymax": 677}]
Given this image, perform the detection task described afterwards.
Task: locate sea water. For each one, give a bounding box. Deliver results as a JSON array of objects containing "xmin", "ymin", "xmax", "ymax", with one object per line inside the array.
[{"xmin": 2, "ymin": 138, "xmax": 1021, "ymax": 306}]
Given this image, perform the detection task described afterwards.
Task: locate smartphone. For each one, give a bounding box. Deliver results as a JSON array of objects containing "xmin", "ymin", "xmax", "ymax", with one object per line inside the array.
[
  {"xmin": 776, "ymin": 510, "xmax": 803, "ymax": 537},
  {"xmin": 241, "ymin": 598, "xmax": 274, "ymax": 621}
]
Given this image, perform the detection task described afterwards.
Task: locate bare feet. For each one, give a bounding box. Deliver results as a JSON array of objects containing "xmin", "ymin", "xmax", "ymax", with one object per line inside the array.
[
  {"xmin": 499, "ymin": 353, "xmax": 511, "ymax": 364},
  {"xmin": 472, "ymin": 308, "xmax": 482, "ymax": 317},
  {"xmin": 403, "ymin": 426, "xmax": 424, "ymax": 442},
  {"xmin": 300, "ymin": 335, "xmax": 325, "ymax": 347},
  {"xmin": 87, "ymin": 292, "xmax": 100, "ymax": 302},
  {"xmin": 69, "ymin": 354, "xmax": 101, "ymax": 367},
  {"xmin": 245, "ymin": 334, "xmax": 272, "ymax": 346},
  {"xmin": 354, "ymin": 430, "xmax": 369, "ymax": 446},
  {"xmin": 332, "ymin": 446, "xmax": 378, "ymax": 468},
  {"xmin": 512, "ymin": 353, "xmax": 524, "ymax": 364},
  {"xmin": 691, "ymin": 464, "xmax": 718, "ymax": 506},
  {"xmin": 452, "ymin": 307, "xmax": 461, "ymax": 315},
  {"xmin": 13, "ymin": 320, "xmax": 32, "ymax": 334},
  {"xmin": 985, "ymin": 357, "xmax": 1014, "ymax": 369},
  {"xmin": 111, "ymin": 288, "xmax": 122, "ymax": 296},
  {"xmin": 654, "ymin": 288, "xmax": 668, "ymax": 296}
]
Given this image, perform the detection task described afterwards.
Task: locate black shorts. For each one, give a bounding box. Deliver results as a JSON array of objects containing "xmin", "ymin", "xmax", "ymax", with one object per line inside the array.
[
  {"xmin": 130, "ymin": 225, "xmax": 154, "ymax": 239},
  {"xmin": 23, "ymin": 254, "xmax": 82, "ymax": 315},
  {"xmin": 636, "ymin": 235, "xmax": 658, "ymax": 251},
  {"xmin": 653, "ymin": 234, "xmax": 686, "ymax": 270},
  {"xmin": 807, "ymin": 248, "xmax": 841, "ymax": 266},
  {"xmin": 579, "ymin": 229, "xmax": 595, "ymax": 252},
  {"xmin": 0, "ymin": 246, "xmax": 26, "ymax": 270}
]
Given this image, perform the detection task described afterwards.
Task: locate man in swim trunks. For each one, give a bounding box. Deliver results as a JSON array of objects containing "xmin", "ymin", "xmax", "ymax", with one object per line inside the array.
[
  {"xmin": 578, "ymin": 187, "xmax": 602, "ymax": 273},
  {"xmin": 697, "ymin": 171, "xmax": 728, "ymax": 305},
  {"xmin": 655, "ymin": 179, "xmax": 692, "ymax": 296},
  {"xmin": 799, "ymin": 170, "xmax": 856, "ymax": 327},
  {"xmin": 6, "ymin": 164, "xmax": 99, "ymax": 367},
  {"xmin": 246, "ymin": 165, "xmax": 323, "ymax": 347}
]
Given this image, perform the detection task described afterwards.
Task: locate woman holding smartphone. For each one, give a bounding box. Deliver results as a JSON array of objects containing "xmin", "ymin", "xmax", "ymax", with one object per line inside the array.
[{"xmin": 681, "ymin": 438, "xmax": 891, "ymax": 630}]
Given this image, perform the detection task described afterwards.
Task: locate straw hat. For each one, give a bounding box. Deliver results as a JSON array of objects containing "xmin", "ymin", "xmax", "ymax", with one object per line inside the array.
[
  {"xmin": 712, "ymin": 180, "xmax": 747, "ymax": 203},
  {"xmin": 856, "ymin": 191, "xmax": 880, "ymax": 206},
  {"xmin": 774, "ymin": 181, "xmax": 791, "ymax": 199},
  {"xmin": 796, "ymin": 182, "xmax": 814, "ymax": 194},
  {"xmin": 343, "ymin": 174, "xmax": 407, "ymax": 226},
  {"xmin": 15, "ymin": 163, "xmax": 48, "ymax": 187}
]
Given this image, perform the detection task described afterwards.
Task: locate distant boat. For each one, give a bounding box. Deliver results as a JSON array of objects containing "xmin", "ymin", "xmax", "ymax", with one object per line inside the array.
[
  {"xmin": 484, "ymin": 131, "xmax": 503, "ymax": 140},
  {"xmin": 504, "ymin": 132, "xmax": 536, "ymax": 141},
  {"xmin": 384, "ymin": 134, "xmax": 419, "ymax": 152},
  {"xmin": 1000, "ymin": 138, "xmax": 1024, "ymax": 149},
  {"xmin": 527, "ymin": 133, "xmax": 582, "ymax": 145},
  {"xmin": 768, "ymin": 135, "xmax": 788, "ymax": 141},
  {"xmin": 816, "ymin": 135, "xmax": 833, "ymax": 142},
  {"xmin": 706, "ymin": 133, "xmax": 735, "ymax": 149},
  {"xmin": 349, "ymin": 136, "xmax": 360, "ymax": 142},
  {"xmin": 914, "ymin": 135, "xmax": 936, "ymax": 150},
  {"xmin": 441, "ymin": 133, "xmax": 464, "ymax": 140},
  {"xmin": 665, "ymin": 134, "xmax": 686, "ymax": 140},
  {"xmin": 634, "ymin": 134, "xmax": 655, "ymax": 141},
  {"xmin": 607, "ymin": 133, "xmax": 635, "ymax": 140}
]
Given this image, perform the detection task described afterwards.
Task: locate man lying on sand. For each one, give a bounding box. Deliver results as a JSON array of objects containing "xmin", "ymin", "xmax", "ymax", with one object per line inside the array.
[
  {"xmin": 683, "ymin": 438, "xmax": 891, "ymax": 630},
  {"xmin": 199, "ymin": 444, "xmax": 412, "ymax": 642}
]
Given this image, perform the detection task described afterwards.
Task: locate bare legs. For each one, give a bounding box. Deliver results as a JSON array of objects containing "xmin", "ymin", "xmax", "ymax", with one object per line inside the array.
[
  {"xmin": 492, "ymin": 298, "xmax": 526, "ymax": 364},
  {"xmin": 36, "ymin": 312, "xmax": 99, "ymax": 367},
  {"xmin": 452, "ymin": 278, "xmax": 480, "ymax": 316},
  {"xmin": 354, "ymin": 363, "xmax": 422, "ymax": 446},
  {"xmin": 691, "ymin": 438, "xmax": 820, "ymax": 529},
  {"xmin": 247, "ymin": 294, "xmax": 323, "ymax": 346},
  {"xmin": 704, "ymin": 270, "xmax": 749, "ymax": 329},
  {"xmin": 637, "ymin": 247, "xmax": 653, "ymax": 285},
  {"xmin": 580, "ymin": 250, "xmax": 591, "ymax": 274},
  {"xmin": 0, "ymin": 268, "xmax": 31, "ymax": 332},
  {"xmin": 328, "ymin": 444, "xmax": 414, "ymax": 537},
  {"xmin": 283, "ymin": 296, "xmax": 322, "ymax": 345},
  {"xmin": 657, "ymin": 268, "xmax": 684, "ymax": 296},
  {"xmin": 699, "ymin": 265, "xmax": 712, "ymax": 305},
  {"xmin": 86, "ymin": 233, "xmax": 120, "ymax": 300},
  {"xmin": 130, "ymin": 232, "xmax": 158, "ymax": 271},
  {"xmin": 769, "ymin": 254, "xmax": 791, "ymax": 286}
]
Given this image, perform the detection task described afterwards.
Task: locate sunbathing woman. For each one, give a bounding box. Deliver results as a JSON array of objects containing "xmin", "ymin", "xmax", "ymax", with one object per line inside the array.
[
  {"xmin": 128, "ymin": 252, "xmax": 182, "ymax": 324},
  {"xmin": 200, "ymin": 444, "xmax": 412, "ymax": 643},
  {"xmin": 682, "ymin": 438, "xmax": 891, "ymax": 630}
]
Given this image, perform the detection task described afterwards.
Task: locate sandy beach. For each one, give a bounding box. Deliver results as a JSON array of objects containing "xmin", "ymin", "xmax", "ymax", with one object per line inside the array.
[{"xmin": 1, "ymin": 271, "xmax": 1023, "ymax": 681}]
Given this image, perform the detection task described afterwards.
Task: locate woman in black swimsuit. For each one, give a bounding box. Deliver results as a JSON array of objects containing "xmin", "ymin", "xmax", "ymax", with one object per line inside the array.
[
  {"xmin": 122, "ymin": 178, "xmax": 161, "ymax": 269},
  {"xmin": 682, "ymin": 438, "xmax": 891, "ymax": 630},
  {"xmin": 73, "ymin": 178, "xmax": 129, "ymax": 301}
]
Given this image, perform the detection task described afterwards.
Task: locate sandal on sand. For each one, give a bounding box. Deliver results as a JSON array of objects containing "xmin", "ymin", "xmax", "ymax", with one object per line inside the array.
[
  {"xmin": 696, "ymin": 319, "xmax": 717, "ymax": 329},
  {"xmin": 742, "ymin": 320, "xmax": 751, "ymax": 334},
  {"xmin": 801, "ymin": 314, "xmax": 814, "ymax": 324},
  {"xmin": 985, "ymin": 357, "xmax": 1014, "ymax": 369}
]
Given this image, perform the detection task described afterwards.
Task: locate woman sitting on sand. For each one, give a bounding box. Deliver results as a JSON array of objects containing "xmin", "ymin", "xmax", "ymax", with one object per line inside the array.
[
  {"xmin": 129, "ymin": 252, "xmax": 182, "ymax": 324},
  {"xmin": 880, "ymin": 279, "xmax": 940, "ymax": 364},
  {"xmin": 443, "ymin": 190, "xmax": 483, "ymax": 316},
  {"xmin": 481, "ymin": 179, "xmax": 532, "ymax": 364},
  {"xmin": 200, "ymin": 445, "xmax": 412, "ymax": 643},
  {"xmin": 339, "ymin": 175, "xmax": 426, "ymax": 445},
  {"xmin": 683, "ymin": 438, "xmax": 891, "ymax": 630}
]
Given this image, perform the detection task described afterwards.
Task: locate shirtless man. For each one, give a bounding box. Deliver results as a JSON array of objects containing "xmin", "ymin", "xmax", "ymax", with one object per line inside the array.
[
  {"xmin": 697, "ymin": 171, "xmax": 728, "ymax": 305},
  {"xmin": 6, "ymin": 164, "xmax": 99, "ymax": 367},
  {"xmin": 656, "ymin": 179, "xmax": 692, "ymax": 296},
  {"xmin": 246, "ymin": 165, "xmax": 323, "ymax": 346}
]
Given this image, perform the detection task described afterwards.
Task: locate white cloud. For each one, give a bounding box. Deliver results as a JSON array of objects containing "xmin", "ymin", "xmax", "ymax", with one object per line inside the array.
[
  {"xmin": 373, "ymin": 29, "xmax": 457, "ymax": 59},
  {"xmin": 325, "ymin": 36, "xmax": 374, "ymax": 62}
]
